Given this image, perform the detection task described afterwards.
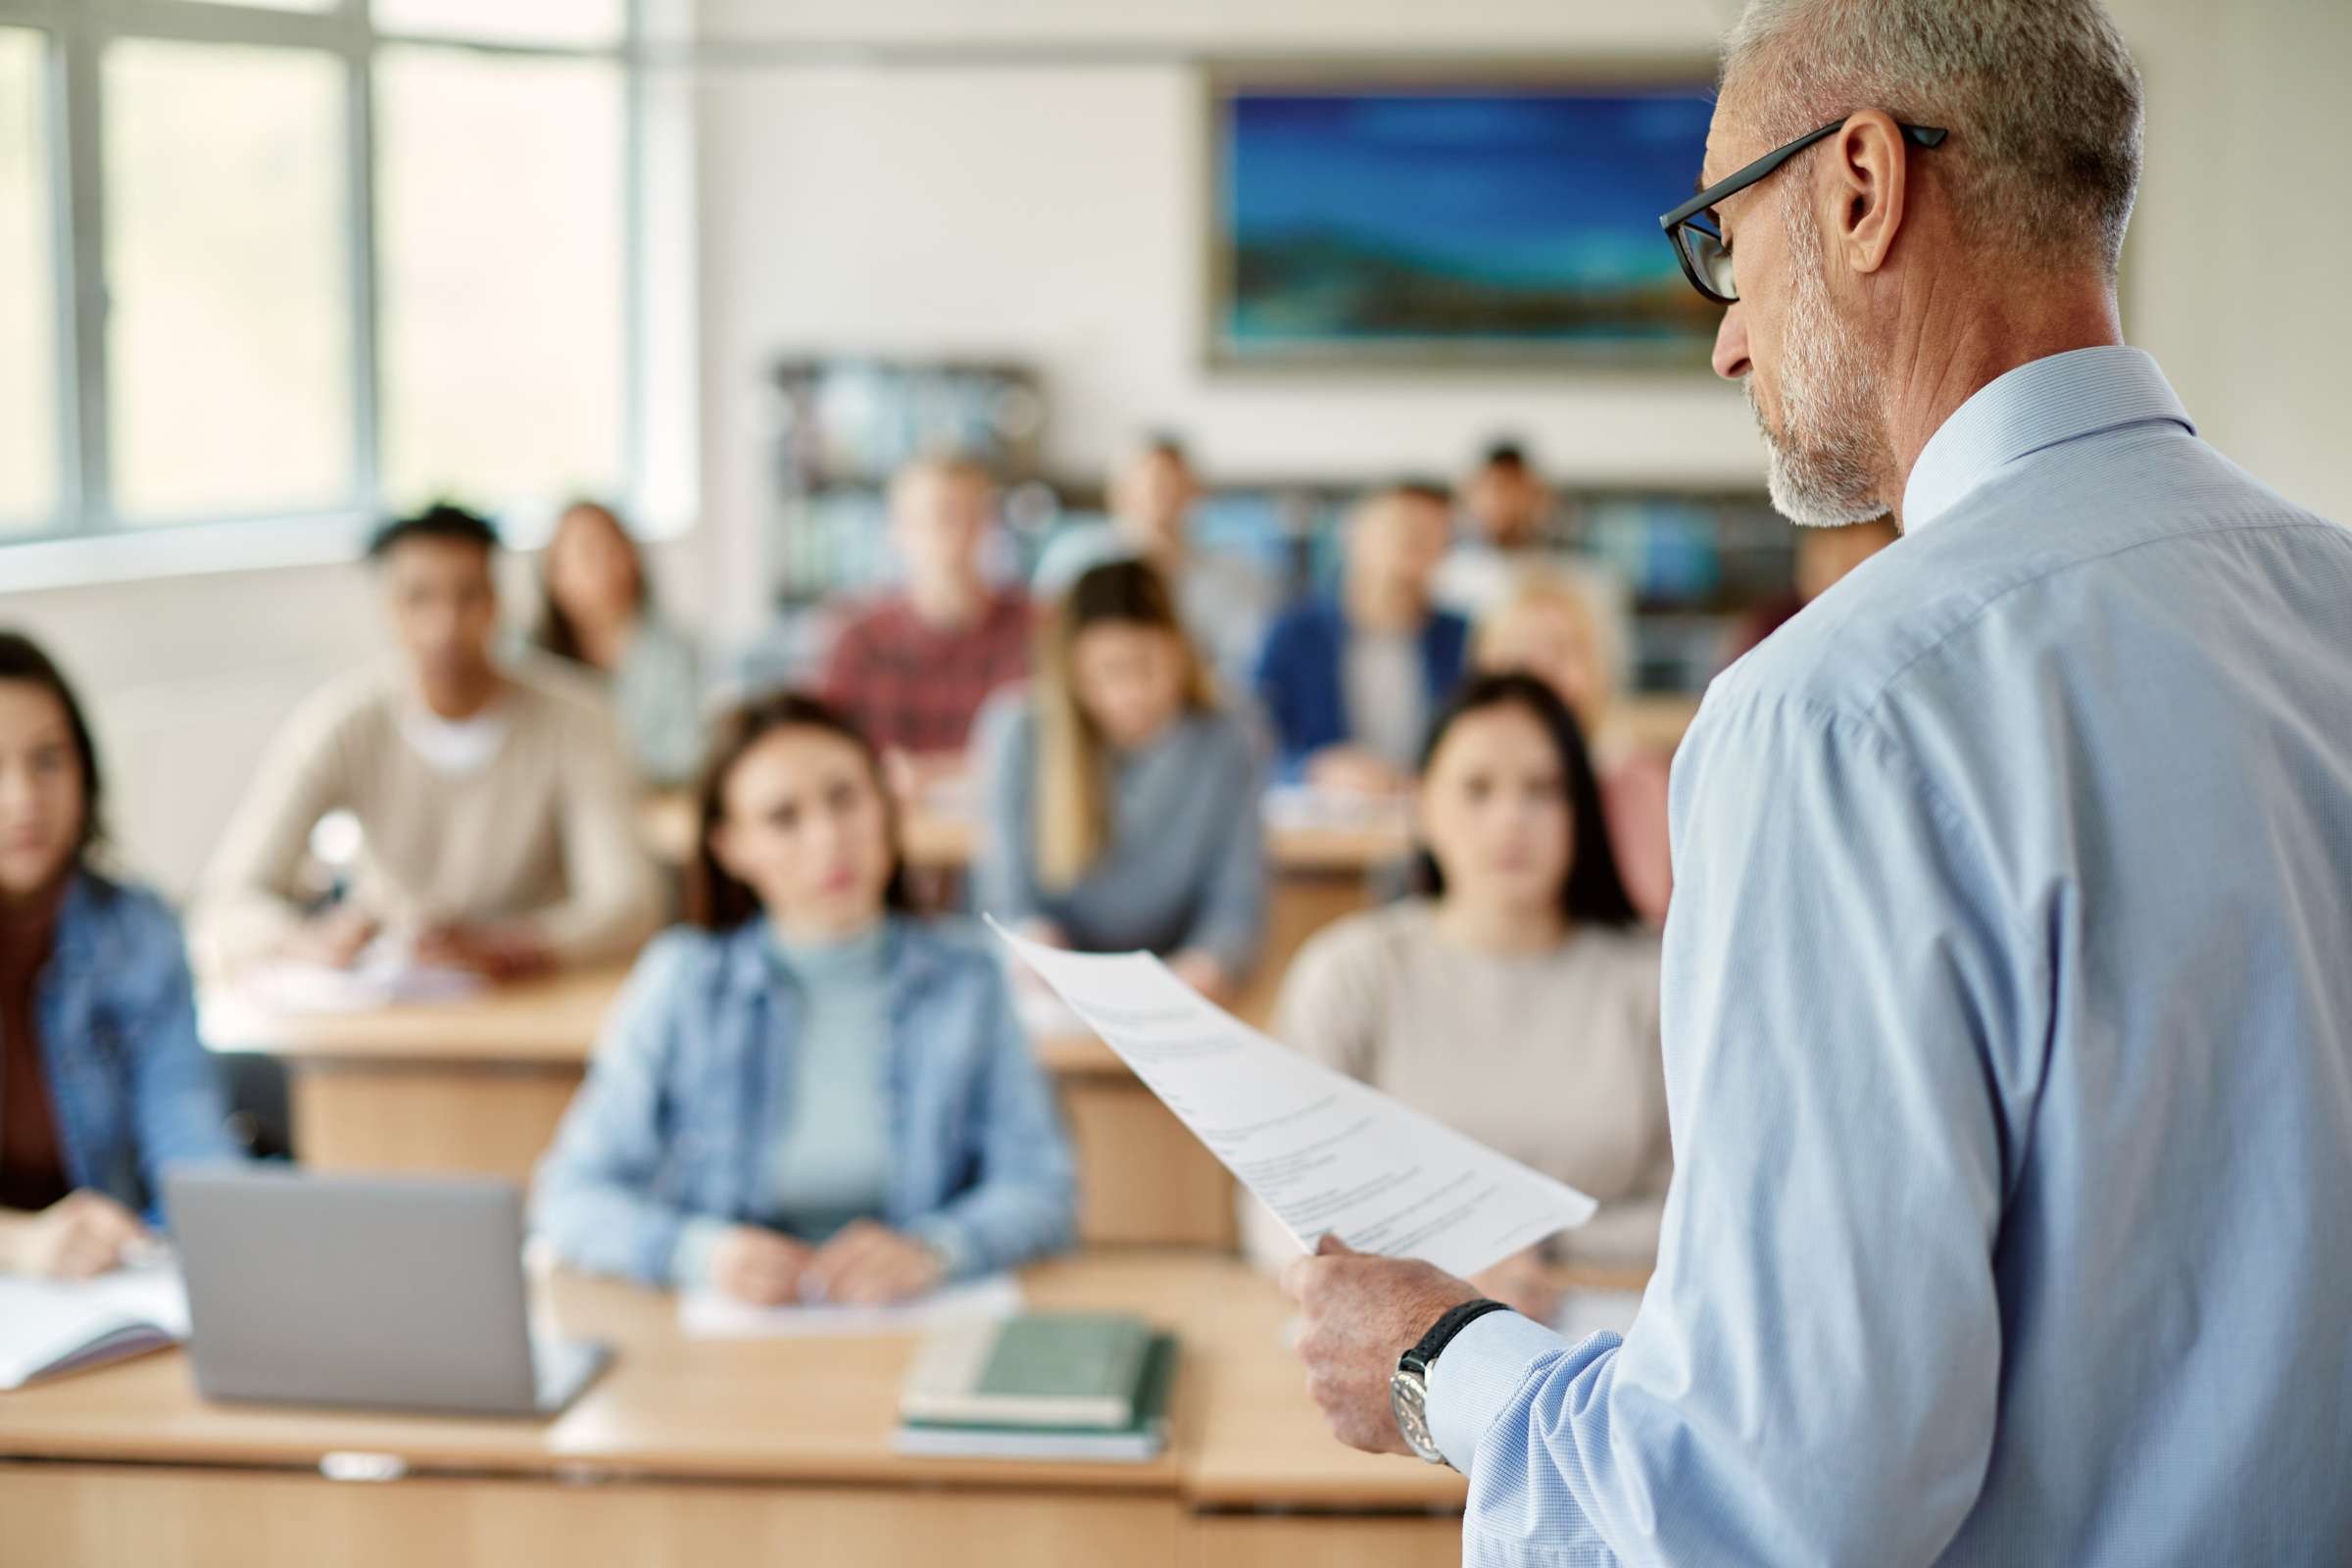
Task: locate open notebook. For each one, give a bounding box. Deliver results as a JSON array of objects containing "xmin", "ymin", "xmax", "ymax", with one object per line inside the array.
[{"xmin": 0, "ymin": 1265, "xmax": 190, "ymax": 1390}]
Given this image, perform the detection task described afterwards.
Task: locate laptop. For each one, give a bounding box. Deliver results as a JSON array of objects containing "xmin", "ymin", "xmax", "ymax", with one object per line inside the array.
[{"xmin": 165, "ymin": 1167, "xmax": 612, "ymax": 1419}]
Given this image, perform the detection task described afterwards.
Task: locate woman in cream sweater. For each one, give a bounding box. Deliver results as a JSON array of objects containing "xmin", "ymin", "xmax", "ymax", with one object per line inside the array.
[{"xmin": 1244, "ymin": 671, "xmax": 1671, "ymax": 1317}]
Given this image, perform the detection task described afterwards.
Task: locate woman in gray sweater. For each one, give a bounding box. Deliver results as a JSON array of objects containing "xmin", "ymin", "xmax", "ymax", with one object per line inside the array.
[{"xmin": 973, "ymin": 560, "xmax": 1266, "ymax": 1004}]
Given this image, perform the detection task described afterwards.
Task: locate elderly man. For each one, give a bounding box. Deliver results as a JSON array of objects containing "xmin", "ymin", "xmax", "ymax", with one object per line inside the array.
[{"xmin": 1282, "ymin": 1, "xmax": 2352, "ymax": 1562}]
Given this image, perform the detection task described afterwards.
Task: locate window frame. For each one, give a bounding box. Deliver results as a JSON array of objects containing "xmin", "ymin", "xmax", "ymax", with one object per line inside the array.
[{"xmin": 0, "ymin": 0, "xmax": 662, "ymax": 576}]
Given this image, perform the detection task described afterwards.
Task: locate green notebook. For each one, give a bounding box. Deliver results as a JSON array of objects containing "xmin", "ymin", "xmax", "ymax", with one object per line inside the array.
[
  {"xmin": 900, "ymin": 1311, "xmax": 1155, "ymax": 1429},
  {"xmin": 895, "ymin": 1333, "xmax": 1178, "ymax": 1463}
]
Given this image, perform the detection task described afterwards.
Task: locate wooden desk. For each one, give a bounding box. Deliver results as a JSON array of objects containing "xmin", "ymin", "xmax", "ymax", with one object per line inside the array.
[
  {"xmin": 0, "ymin": 1251, "xmax": 1630, "ymax": 1566},
  {"xmin": 202, "ymin": 967, "xmax": 630, "ymax": 1190}
]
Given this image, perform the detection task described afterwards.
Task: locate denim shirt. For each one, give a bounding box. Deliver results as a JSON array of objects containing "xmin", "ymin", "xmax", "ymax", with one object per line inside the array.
[
  {"xmin": 4, "ymin": 871, "xmax": 240, "ymax": 1221},
  {"xmin": 1251, "ymin": 597, "xmax": 1470, "ymax": 779},
  {"xmin": 531, "ymin": 915, "xmax": 1078, "ymax": 1287}
]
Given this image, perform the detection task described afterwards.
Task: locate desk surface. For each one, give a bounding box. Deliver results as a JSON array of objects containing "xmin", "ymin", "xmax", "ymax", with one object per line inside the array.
[
  {"xmin": 0, "ymin": 1251, "xmax": 1641, "ymax": 1509},
  {"xmin": 202, "ymin": 964, "xmax": 631, "ymax": 1065}
]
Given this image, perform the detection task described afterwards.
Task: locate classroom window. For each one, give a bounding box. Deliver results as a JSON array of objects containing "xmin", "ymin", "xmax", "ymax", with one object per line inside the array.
[
  {"xmin": 371, "ymin": 0, "xmax": 626, "ymax": 49},
  {"xmin": 0, "ymin": 26, "xmax": 56, "ymax": 532},
  {"xmin": 104, "ymin": 39, "xmax": 354, "ymax": 523},
  {"xmin": 375, "ymin": 47, "xmax": 626, "ymax": 513},
  {"xmin": 7, "ymin": 3, "xmax": 649, "ymax": 564}
]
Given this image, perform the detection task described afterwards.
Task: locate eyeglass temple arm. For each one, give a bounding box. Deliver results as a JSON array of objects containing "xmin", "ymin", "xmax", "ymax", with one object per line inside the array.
[{"xmin": 1659, "ymin": 121, "xmax": 1948, "ymax": 232}]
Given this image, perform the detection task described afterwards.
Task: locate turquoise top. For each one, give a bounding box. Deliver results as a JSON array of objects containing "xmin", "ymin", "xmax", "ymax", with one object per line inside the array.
[{"xmin": 669, "ymin": 918, "xmax": 896, "ymax": 1284}]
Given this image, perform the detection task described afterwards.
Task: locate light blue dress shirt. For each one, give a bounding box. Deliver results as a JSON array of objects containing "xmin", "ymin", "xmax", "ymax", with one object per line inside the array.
[{"xmin": 1426, "ymin": 347, "xmax": 2352, "ymax": 1565}]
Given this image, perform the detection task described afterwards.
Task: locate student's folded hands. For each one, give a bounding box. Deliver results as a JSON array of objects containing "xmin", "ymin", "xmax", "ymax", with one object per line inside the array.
[
  {"xmin": 799, "ymin": 1220, "xmax": 947, "ymax": 1306},
  {"xmin": 708, "ymin": 1226, "xmax": 815, "ymax": 1306}
]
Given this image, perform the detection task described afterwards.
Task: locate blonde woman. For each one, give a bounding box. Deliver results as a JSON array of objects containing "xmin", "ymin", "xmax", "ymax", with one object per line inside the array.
[
  {"xmin": 973, "ymin": 559, "xmax": 1265, "ymax": 1004},
  {"xmin": 1475, "ymin": 565, "xmax": 1674, "ymax": 925}
]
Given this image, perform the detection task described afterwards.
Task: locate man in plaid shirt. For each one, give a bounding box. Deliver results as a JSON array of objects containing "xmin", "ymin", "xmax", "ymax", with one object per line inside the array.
[{"xmin": 820, "ymin": 455, "xmax": 1033, "ymax": 782}]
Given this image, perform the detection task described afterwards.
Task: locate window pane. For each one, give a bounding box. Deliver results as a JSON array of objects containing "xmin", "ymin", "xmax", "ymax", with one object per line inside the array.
[
  {"xmin": 376, "ymin": 48, "xmax": 623, "ymax": 511},
  {"xmin": 372, "ymin": 0, "xmax": 623, "ymax": 49},
  {"xmin": 0, "ymin": 28, "xmax": 56, "ymax": 531},
  {"xmin": 106, "ymin": 41, "xmax": 352, "ymax": 522}
]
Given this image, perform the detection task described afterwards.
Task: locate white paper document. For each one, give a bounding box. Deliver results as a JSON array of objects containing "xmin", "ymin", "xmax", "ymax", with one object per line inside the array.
[
  {"xmin": 0, "ymin": 1265, "xmax": 190, "ymax": 1390},
  {"xmin": 992, "ymin": 923, "xmax": 1596, "ymax": 1279},
  {"xmin": 679, "ymin": 1272, "xmax": 1024, "ymax": 1340}
]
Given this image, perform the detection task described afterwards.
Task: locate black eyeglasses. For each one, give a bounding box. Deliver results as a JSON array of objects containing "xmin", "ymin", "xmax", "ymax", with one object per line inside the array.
[{"xmin": 1658, "ymin": 119, "xmax": 1948, "ymax": 305}]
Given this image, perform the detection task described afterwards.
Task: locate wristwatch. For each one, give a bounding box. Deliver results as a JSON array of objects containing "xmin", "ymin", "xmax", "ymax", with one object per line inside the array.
[{"xmin": 1390, "ymin": 1298, "xmax": 1511, "ymax": 1467}]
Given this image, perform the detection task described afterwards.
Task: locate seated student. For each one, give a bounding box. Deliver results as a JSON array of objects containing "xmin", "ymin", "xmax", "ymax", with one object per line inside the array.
[
  {"xmin": 1030, "ymin": 435, "xmax": 1277, "ymax": 693},
  {"xmin": 820, "ymin": 455, "xmax": 1032, "ymax": 792},
  {"xmin": 1476, "ymin": 565, "xmax": 1675, "ymax": 926},
  {"xmin": 1432, "ymin": 439, "xmax": 1557, "ymax": 616},
  {"xmin": 1254, "ymin": 481, "xmax": 1469, "ymax": 794},
  {"xmin": 193, "ymin": 505, "xmax": 662, "ymax": 982},
  {"xmin": 974, "ymin": 560, "xmax": 1266, "ymax": 1004},
  {"xmin": 529, "ymin": 500, "xmax": 704, "ymax": 788},
  {"xmin": 1242, "ymin": 672, "xmax": 1670, "ymax": 1311},
  {"xmin": 533, "ymin": 693, "xmax": 1076, "ymax": 1304},
  {"xmin": 0, "ymin": 633, "xmax": 240, "ymax": 1278}
]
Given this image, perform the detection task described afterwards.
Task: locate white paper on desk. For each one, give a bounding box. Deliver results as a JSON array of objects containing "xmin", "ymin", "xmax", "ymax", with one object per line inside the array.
[
  {"xmin": 679, "ymin": 1273, "xmax": 1023, "ymax": 1340},
  {"xmin": 990, "ymin": 922, "xmax": 1596, "ymax": 1280},
  {"xmin": 0, "ymin": 1264, "xmax": 190, "ymax": 1390},
  {"xmin": 235, "ymin": 941, "xmax": 485, "ymax": 1014}
]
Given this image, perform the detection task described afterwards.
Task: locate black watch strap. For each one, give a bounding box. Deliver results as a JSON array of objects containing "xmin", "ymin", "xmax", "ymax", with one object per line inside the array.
[{"xmin": 1400, "ymin": 1298, "xmax": 1511, "ymax": 1377}]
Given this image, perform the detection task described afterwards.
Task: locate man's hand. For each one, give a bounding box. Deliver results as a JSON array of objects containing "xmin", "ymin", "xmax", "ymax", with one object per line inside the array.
[
  {"xmin": 1281, "ymin": 1234, "xmax": 1483, "ymax": 1457},
  {"xmin": 280, "ymin": 906, "xmax": 377, "ymax": 969},
  {"xmin": 800, "ymin": 1220, "xmax": 947, "ymax": 1306},
  {"xmin": 415, "ymin": 922, "xmax": 553, "ymax": 983},
  {"xmin": 708, "ymin": 1226, "xmax": 814, "ymax": 1306},
  {"xmin": 0, "ymin": 1191, "xmax": 151, "ymax": 1279}
]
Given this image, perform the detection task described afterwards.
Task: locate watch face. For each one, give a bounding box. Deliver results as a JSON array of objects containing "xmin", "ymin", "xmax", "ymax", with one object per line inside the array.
[{"xmin": 1389, "ymin": 1366, "xmax": 1444, "ymax": 1464}]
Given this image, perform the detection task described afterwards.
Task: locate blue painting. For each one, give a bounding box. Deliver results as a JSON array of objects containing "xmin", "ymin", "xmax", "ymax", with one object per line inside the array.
[{"xmin": 1212, "ymin": 83, "xmax": 1722, "ymax": 366}]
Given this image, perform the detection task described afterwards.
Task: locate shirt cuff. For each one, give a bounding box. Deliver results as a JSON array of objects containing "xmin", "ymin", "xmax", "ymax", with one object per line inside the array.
[
  {"xmin": 668, "ymin": 1216, "xmax": 729, "ymax": 1289},
  {"xmin": 1427, "ymin": 1309, "xmax": 1568, "ymax": 1475}
]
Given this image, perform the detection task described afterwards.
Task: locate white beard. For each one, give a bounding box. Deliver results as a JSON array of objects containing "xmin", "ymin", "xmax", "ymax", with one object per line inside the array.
[{"xmin": 1752, "ymin": 211, "xmax": 1890, "ymax": 527}]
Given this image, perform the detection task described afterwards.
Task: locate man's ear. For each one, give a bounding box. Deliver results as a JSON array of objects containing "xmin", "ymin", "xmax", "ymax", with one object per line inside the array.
[{"xmin": 1828, "ymin": 109, "xmax": 1911, "ymax": 276}]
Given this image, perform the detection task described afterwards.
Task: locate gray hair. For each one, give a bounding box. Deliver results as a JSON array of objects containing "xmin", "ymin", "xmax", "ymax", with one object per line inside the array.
[{"xmin": 1723, "ymin": 0, "xmax": 2144, "ymax": 273}]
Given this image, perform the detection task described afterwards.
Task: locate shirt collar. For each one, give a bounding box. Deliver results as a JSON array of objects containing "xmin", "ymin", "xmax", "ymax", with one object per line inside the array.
[{"xmin": 1900, "ymin": 346, "xmax": 2195, "ymax": 534}]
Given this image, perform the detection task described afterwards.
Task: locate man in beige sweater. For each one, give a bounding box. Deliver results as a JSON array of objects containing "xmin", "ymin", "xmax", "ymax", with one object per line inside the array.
[{"xmin": 193, "ymin": 505, "xmax": 663, "ymax": 982}]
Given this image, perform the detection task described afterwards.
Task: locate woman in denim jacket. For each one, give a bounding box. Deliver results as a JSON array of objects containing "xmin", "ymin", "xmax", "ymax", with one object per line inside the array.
[
  {"xmin": 533, "ymin": 692, "xmax": 1076, "ymax": 1305},
  {"xmin": 0, "ymin": 632, "xmax": 239, "ymax": 1278}
]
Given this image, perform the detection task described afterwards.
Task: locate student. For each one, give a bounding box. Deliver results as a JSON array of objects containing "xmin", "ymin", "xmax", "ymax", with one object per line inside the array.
[
  {"xmin": 530, "ymin": 500, "xmax": 704, "ymax": 788},
  {"xmin": 820, "ymin": 456, "xmax": 1032, "ymax": 788},
  {"xmin": 193, "ymin": 505, "xmax": 662, "ymax": 981},
  {"xmin": 533, "ymin": 693, "xmax": 1076, "ymax": 1304},
  {"xmin": 1244, "ymin": 672, "xmax": 1669, "ymax": 1308},
  {"xmin": 974, "ymin": 560, "xmax": 1266, "ymax": 1004},
  {"xmin": 1254, "ymin": 481, "xmax": 1469, "ymax": 793},
  {"xmin": 1432, "ymin": 440, "xmax": 1557, "ymax": 616},
  {"xmin": 1476, "ymin": 566, "xmax": 1675, "ymax": 925},
  {"xmin": 0, "ymin": 633, "xmax": 239, "ymax": 1278},
  {"xmin": 1030, "ymin": 435, "xmax": 1277, "ymax": 693}
]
